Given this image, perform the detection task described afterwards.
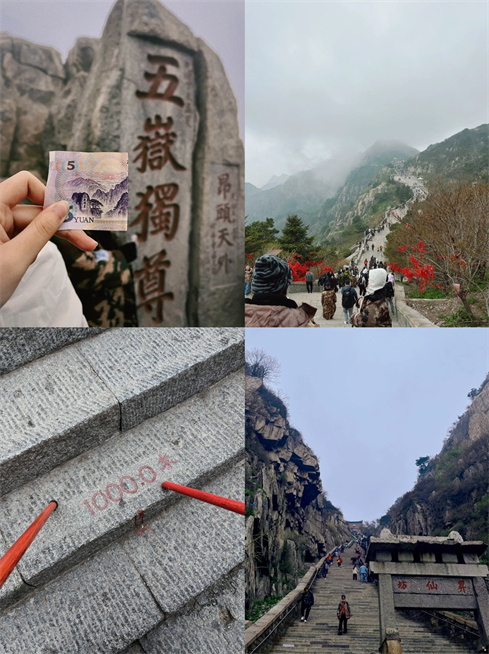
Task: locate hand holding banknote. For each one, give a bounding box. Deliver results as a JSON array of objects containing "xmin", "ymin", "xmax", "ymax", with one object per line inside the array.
[{"xmin": 0, "ymin": 171, "xmax": 97, "ymax": 309}]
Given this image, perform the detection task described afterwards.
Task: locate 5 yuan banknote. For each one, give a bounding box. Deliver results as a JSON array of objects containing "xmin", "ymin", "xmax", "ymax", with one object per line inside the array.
[{"xmin": 44, "ymin": 151, "xmax": 129, "ymax": 231}]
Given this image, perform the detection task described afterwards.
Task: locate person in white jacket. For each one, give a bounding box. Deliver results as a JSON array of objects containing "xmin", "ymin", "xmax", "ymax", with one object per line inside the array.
[{"xmin": 0, "ymin": 171, "xmax": 96, "ymax": 327}]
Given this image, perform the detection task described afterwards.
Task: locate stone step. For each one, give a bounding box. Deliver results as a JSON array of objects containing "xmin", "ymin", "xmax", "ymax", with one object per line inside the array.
[
  {"xmin": 0, "ymin": 327, "xmax": 100, "ymax": 375},
  {"xmin": 120, "ymin": 565, "xmax": 244, "ymax": 653},
  {"xmin": 270, "ymin": 545, "xmax": 477, "ymax": 653},
  {"xmin": 0, "ymin": 328, "xmax": 243, "ymax": 497},
  {"xmin": 0, "ymin": 370, "xmax": 244, "ymax": 607},
  {"xmin": 0, "ymin": 461, "xmax": 244, "ymax": 654}
]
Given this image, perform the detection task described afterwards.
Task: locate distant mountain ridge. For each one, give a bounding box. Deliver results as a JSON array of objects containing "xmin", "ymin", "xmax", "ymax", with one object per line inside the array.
[
  {"xmin": 261, "ymin": 173, "xmax": 290, "ymax": 190},
  {"xmin": 245, "ymin": 125, "xmax": 488, "ymax": 243},
  {"xmin": 245, "ymin": 141, "xmax": 417, "ymax": 234},
  {"xmin": 404, "ymin": 124, "xmax": 488, "ymax": 181}
]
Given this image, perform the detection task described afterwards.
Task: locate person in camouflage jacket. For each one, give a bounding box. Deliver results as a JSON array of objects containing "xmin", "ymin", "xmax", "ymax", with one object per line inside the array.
[
  {"xmin": 52, "ymin": 233, "xmax": 138, "ymax": 327},
  {"xmin": 352, "ymin": 268, "xmax": 392, "ymax": 328}
]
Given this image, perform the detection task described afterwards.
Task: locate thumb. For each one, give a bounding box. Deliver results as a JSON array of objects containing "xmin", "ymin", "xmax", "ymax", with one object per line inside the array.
[{"xmin": 13, "ymin": 201, "xmax": 70, "ymax": 266}]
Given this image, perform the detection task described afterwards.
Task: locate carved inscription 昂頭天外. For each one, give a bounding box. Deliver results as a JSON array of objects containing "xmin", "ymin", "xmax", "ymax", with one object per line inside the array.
[
  {"xmin": 210, "ymin": 167, "xmax": 240, "ymax": 289},
  {"xmin": 129, "ymin": 51, "xmax": 196, "ymax": 325}
]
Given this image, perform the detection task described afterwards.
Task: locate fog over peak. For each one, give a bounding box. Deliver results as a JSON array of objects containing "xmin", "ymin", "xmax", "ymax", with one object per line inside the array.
[{"xmin": 246, "ymin": 1, "xmax": 487, "ymax": 187}]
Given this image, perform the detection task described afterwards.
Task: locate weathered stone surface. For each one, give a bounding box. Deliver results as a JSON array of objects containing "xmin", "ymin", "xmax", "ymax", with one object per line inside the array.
[
  {"xmin": 76, "ymin": 327, "xmax": 244, "ymax": 430},
  {"xmin": 65, "ymin": 37, "xmax": 99, "ymax": 79},
  {"xmin": 141, "ymin": 566, "xmax": 244, "ymax": 653},
  {"xmin": 119, "ymin": 644, "xmax": 146, "ymax": 654},
  {"xmin": 43, "ymin": 38, "xmax": 99, "ymax": 154},
  {"xmin": 64, "ymin": 0, "xmax": 243, "ymax": 326},
  {"xmin": 0, "ymin": 327, "xmax": 101, "ymax": 374},
  {"xmin": 0, "ymin": 535, "xmax": 28, "ymax": 612},
  {"xmin": 0, "ymin": 98, "xmax": 17, "ymax": 177},
  {"xmin": 122, "ymin": 460, "xmax": 244, "ymax": 613},
  {"xmin": 0, "ymin": 346, "xmax": 119, "ymax": 496},
  {"xmin": 0, "ymin": 34, "xmax": 65, "ymax": 175},
  {"xmin": 0, "ymin": 544, "xmax": 163, "ymax": 653},
  {"xmin": 0, "ymin": 371, "xmax": 244, "ymax": 588},
  {"xmin": 2, "ymin": 0, "xmax": 244, "ymax": 327},
  {"xmin": 188, "ymin": 39, "xmax": 244, "ymax": 327},
  {"xmin": 245, "ymin": 372, "xmax": 350, "ymax": 608}
]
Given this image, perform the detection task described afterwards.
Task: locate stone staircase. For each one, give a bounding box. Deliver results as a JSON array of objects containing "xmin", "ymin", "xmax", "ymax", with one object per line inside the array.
[
  {"xmin": 0, "ymin": 328, "xmax": 245, "ymax": 653},
  {"xmin": 270, "ymin": 545, "xmax": 478, "ymax": 653}
]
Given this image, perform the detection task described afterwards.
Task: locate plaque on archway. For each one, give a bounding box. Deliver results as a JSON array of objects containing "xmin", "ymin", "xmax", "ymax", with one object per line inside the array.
[{"xmin": 366, "ymin": 531, "xmax": 488, "ymax": 654}]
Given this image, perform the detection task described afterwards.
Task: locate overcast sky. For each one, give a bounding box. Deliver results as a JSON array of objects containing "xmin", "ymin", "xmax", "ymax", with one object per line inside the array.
[
  {"xmin": 0, "ymin": 0, "xmax": 244, "ymax": 136},
  {"xmin": 246, "ymin": 329, "xmax": 489, "ymax": 522},
  {"xmin": 246, "ymin": 1, "xmax": 488, "ymax": 187}
]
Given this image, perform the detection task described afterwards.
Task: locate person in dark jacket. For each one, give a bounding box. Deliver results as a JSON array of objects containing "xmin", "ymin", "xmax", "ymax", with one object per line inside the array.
[
  {"xmin": 337, "ymin": 594, "xmax": 351, "ymax": 634},
  {"xmin": 300, "ymin": 587, "xmax": 314, "ymax": 622}
]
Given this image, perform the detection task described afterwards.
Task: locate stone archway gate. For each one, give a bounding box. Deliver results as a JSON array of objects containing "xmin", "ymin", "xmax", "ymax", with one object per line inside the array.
[{"xmin": 367, "ymin": 531, "xmax": 488, "ymax": 654}]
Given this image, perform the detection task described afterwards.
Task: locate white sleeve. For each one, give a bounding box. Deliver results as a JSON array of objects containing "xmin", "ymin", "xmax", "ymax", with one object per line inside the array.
[{"xmin": 0, "ymin": 242, "xmax": 88, "ymax": 327}]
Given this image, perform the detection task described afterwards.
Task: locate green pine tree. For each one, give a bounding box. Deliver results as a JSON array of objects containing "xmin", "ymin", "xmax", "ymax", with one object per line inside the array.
[
  {"xmin": 279, "ymin": 215, "xmax": 315, "ymax": 261},
  {"xmin": 245, "ymin": 218, "xmax": 279, "ymax": 256}
]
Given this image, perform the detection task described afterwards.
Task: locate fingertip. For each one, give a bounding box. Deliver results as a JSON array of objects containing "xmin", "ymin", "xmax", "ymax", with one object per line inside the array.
[{"xmin": 51, "ymin": 201, "xmax": 70, "ymax": 220}]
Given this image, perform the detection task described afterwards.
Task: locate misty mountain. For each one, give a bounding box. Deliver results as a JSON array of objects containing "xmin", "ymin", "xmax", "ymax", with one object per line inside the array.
[
  {"xmin": 404, "ymin": 123, "xmax": 488, "ymax": 182},
  {"xmin": 317, "ymin": 141, "xmax": 418, "ymax": 236},
  {"xmin": 320, "ymin": 125, "xmax": 488, "ymax": 245},
  {"xmin": 261, "ymin": 173, "xmax": 290, "ymax": 190},
  {"xmin": 245, "ymin": 142, "xmax": 418, "ymax": 234},
  {"xmin": 245, "ymin": 152, "xmax": 363, "ymax": 232}
]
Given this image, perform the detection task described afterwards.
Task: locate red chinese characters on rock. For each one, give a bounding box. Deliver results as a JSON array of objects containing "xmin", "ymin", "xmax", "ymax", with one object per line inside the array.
[
  {"xmin": 397, "ymin": 580, "xmax": 407, "ymax": 590},
  {"xmin": 458, "ymin": 580, "xmax": 467, "ymax": 594},
  {"xmin": 426, "ymin": 581, "xmax": 438, "ymax": 591},
  {"xmin": 134, "ymin": 508, "xmax": 153, "ymax": 536},
  {"xmin": 135, "ymin": 54, "xmax": 184, "ymax": 105},
  {"xmin": 132, "ymin": 52, "xmax": 192, "ymax": 324},
  {"xmin": 131, "ymin": 183, "xmax": 180, "ymax": 242},
  {"xmin": 133, "ymin": 116, "xmax": 186, "ymax": 174},
  {"xmin": 158, "ymin": 453, "xmax": 178, "ymax": 471},
  {"xmin": 211, "ymin": 173, "xmax": 237, "ymax": 277},
  {"xmin": 134, "ymin": 250, "xmax": 174, "ymax": 324}
]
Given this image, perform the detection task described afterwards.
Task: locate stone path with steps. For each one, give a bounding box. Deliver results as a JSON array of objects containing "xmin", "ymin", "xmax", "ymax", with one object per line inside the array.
[
  {"xmin": 270, "ymin": 544, "xmax": 478, "ymax": 653},
  {"xmin": 0, "ymin": 329, "xmax": 245, "ymax": 654},
  {"xmin": 350, "ymin": 174, "xmax": 428, "ymax": 270}
]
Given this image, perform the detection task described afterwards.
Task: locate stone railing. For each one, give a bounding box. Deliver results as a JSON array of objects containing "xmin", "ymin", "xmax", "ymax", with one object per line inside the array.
[
  {"xmin": 394, "ymin": 283, "xmax": 437, "ymax": 328},
  {"xmin": 245, "ymin": 542, "xmax": 354, "ymax": 653}
]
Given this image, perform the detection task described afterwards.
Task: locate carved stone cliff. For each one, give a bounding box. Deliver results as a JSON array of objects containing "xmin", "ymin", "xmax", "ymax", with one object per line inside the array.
[
  {"xmin": 387, "ymin": 375, "xmax": 489, "ymax": 544},
  {"xmin": 245, "ymin": 374, "xmax": 350, "ymax": 609}
]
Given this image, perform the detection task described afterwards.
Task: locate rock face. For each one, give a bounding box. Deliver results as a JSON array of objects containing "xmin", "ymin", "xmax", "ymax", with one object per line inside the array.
[
  {"xmin": 387, "ymin": 375, "xmax": 489, "ymax": 543},
  {"xmin": 245, "ymin": 374, "xmax": 350, "ymax": 609},
  {"xmin": 0, "ymin": 33, "xmax": 65, "ymax": 176},
  {"xmin": 0, "ymin": 0, "xmax": 244, "ymax": 327}
]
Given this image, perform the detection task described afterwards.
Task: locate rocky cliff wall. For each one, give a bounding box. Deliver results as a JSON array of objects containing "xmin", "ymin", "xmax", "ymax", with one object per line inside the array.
[
  {"xmin": 387, "ymin": 375, "xmax": 489, "ymax": 544},
  {"xmin": 245, "ymin": 375, "xmax": 350, "ymax": 609}
]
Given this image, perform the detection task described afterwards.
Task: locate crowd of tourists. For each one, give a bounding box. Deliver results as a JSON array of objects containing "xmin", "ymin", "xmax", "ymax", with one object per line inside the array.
[{"xmin": 244, "ymin": 255, "xmax": 396, "ymax": 327}]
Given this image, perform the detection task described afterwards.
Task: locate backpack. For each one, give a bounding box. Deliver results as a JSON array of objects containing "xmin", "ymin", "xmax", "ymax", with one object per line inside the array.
[{"xmin": 342, "ymin": 287, "xmax": 355, "ymax": 309}]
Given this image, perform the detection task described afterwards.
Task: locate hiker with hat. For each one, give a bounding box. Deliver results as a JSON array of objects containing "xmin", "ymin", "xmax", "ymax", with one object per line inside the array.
[{"xmin": 245, "ymin": 254, "xmax": 318, "ymax": 327}]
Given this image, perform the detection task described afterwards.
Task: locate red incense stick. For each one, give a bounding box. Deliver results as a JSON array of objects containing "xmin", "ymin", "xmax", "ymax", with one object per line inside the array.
[
  {"xmin": 162, "ymin": 482, "xmax": 245, "ymax": 515},
  {"xmin": 0, "ymin": 500, "xmax": 58, "ymax": 588}
]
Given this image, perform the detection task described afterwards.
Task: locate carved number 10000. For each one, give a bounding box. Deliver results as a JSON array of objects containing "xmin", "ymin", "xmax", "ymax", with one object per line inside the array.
[{"xmin": 82, "ymin": 465, "xmax": 157, "ymax": 516}]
